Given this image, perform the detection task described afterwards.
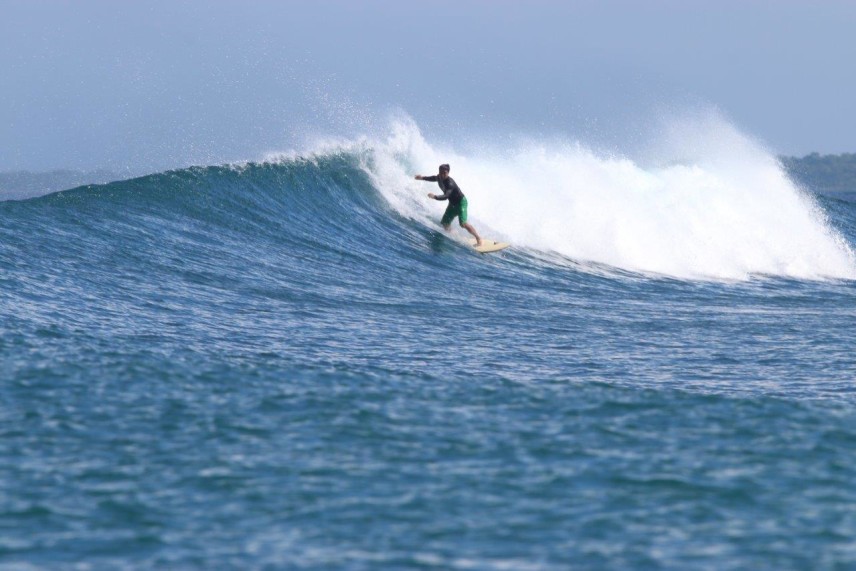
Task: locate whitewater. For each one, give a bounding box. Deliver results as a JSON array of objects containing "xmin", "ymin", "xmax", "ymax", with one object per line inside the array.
[
  {"xmin": 267, "ymin": 114, "xmax": 855, "ymax": 281},
  {"xmin": 3, "ymin": 114, "xmax": 856, "ymax": 570}
]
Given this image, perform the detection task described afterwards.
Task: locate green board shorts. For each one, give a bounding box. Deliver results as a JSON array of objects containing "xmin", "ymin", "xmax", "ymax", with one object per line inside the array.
[{"xmin": 441, "ymin": 196, "xmax": 468, "ymax": 226}]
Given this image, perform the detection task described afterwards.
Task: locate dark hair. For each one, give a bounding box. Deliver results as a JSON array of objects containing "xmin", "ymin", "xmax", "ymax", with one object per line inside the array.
[{"xmin": 439, "ymin": 164, "xmax": 450, "ymax": 172}]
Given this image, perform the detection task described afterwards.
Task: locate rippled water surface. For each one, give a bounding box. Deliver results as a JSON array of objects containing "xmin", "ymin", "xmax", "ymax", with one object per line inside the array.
[{"xmin": 2, "ymin": 157, "xmax": 856, "ymax": 569}]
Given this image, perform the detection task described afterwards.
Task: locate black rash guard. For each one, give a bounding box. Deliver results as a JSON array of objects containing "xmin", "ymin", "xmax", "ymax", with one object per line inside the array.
[{"xmin": 421, "ymin": 175, "xmax": 464, "ymax": 205}]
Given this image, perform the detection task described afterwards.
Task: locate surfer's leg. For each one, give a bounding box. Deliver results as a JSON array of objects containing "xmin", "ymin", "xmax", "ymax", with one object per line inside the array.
[
  {"xmin": 440, "ymin": 203, "xmax": 456, "ymax": 229},
  {"xmin": 462, "ymin": 222, "xmax": 482, "ymax": 246},
  {"xmin": 457, "ymin": 198, "xmax": 481, "ymax": 245}
]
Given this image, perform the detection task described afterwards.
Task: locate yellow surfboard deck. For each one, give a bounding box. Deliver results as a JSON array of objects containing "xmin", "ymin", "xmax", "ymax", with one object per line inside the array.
[{"xmin": 471, "ymin": 238, "xmax": 510, "ymax": 254}]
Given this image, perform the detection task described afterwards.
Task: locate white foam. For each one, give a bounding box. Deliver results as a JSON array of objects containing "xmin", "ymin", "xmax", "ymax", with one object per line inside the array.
[{"xmin": 312, "ymin": 113, "xmax": 856, "ymax": 281}]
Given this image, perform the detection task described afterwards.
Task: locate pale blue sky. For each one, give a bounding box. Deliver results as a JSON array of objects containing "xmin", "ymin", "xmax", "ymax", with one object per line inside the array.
[{"xmin": 3, "ymin": 0, "xmax": 856, "ymax": 173}]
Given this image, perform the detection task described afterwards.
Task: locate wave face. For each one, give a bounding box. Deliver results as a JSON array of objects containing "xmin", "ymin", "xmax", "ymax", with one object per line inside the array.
[
  {"xmin": 3, "ymin": 116, "xmax": 856, "ymax": 569},
  {"xmin": 4, "ymin": 115, "xmax": 856, "ymax": 281}
]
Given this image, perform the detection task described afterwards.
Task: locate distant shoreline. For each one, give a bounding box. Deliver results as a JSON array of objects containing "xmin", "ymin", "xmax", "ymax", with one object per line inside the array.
[
  {"xmin": 779, "ymin": 153, "xmax": 856, "ymax": 193},
  {"xmin": 0, "ymin": 169, "xmax": 119, "ymax": 200}
]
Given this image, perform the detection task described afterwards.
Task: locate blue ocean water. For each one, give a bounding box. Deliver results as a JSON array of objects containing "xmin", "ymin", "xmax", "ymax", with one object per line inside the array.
[{"xmin": 2, "ymin": 122, "xmax": 856, "ymax": 570}]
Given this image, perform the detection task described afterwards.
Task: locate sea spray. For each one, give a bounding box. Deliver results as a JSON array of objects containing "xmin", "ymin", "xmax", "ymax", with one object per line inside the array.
[{"xmin": 357, "ymin": 114, "xmax": 856, "ymax": 280}]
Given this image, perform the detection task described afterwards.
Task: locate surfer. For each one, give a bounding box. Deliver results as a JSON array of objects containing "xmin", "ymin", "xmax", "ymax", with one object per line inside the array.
[{"xmin": 415, "ymin": 164, "xmax": 483, "ymax": 246}]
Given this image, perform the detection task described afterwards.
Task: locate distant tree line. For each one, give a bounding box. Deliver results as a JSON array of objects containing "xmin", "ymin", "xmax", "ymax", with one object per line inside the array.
[
  {"xmin": 780, "ymin": 153, "xmax": 856, "ymax": 193},
  {"xmin": 0, "ymin": 169, "xmax": 117, "ymax": 200}
]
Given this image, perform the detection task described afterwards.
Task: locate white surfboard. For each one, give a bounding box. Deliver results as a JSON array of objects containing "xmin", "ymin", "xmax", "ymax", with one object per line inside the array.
[{"xmin": 471, "ymin": 238, "xmax": 510, "ymax": 254}]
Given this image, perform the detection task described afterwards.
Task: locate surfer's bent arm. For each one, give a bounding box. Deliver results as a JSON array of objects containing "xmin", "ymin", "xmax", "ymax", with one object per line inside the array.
[
  {"xmin": 415, "ymin": 174, "xmax": 448, "ymax": 200},
  {"xmin": 432, "ymin": 179, "xmax": 460, "ymax": 201}
]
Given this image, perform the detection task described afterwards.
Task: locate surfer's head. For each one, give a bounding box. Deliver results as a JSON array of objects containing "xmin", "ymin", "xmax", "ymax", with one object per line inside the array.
[{"xmin": 438, "ymin": 164, "xmax": 450, "ymax": 178}]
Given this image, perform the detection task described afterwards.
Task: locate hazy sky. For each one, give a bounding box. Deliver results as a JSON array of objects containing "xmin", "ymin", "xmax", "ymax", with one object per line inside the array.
[{"xmin": 3, "ymin": 0, "xmax": 856, "ymax": 173}]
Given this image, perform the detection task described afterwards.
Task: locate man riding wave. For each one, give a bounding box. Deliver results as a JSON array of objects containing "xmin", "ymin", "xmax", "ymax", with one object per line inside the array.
[{"xmin": 414, "ymin": 163, "xmax": 482, "ymax": 246}]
